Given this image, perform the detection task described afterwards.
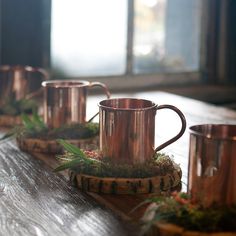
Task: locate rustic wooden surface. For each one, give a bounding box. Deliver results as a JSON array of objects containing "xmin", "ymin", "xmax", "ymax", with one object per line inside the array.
[
  {"xmin": 1, "ymin": 91, "xmax": 236, "ymax": 236},
  {"xmin": 0, "ymin": 141, "xmax": 138, "ymax": 236}
]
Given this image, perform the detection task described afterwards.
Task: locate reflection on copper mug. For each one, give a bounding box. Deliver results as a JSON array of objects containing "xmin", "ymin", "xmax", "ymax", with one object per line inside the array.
[
  {"xmin": 188, "ymin": 124, "xmax": 236, "ymax": 207},
  {"xmin": 99, "ymin": 98, "xmax": 186, "ymax": 164},
  {"xmin": 0, "ymin": 65, "xmax": 49, "ymax": 105},
  {"xmin": 42, "ymin": 80, "xmax": 111, "ymax": 128}
]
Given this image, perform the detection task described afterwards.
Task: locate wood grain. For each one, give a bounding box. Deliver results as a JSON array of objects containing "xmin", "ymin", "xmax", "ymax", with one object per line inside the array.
[
  {"xmin": 0, "ymin": 141, "xmax": 137, "ymax": 236},
  {"xmin": 75, "ymin": 168, "xmax": 181, "ymax": 194},
  {"xmin": 0, "ymin": 114, "xmax": 22, "ymax": 127}
]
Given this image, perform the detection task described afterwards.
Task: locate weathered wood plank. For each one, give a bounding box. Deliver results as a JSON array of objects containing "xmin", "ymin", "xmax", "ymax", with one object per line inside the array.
[{"xmin": 0, "ymin": 141, "xmax": 137, "ymax": 236}]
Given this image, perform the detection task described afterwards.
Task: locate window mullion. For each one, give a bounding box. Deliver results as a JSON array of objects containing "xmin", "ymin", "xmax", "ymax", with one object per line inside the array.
[{"xmin": 125, "ymin": 0, "xmax": 134, "ymax": 75}]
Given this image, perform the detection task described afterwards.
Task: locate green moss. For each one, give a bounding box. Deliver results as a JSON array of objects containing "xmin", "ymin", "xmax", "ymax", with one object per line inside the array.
[
  {"xmin": 25, "ymin": 122, "xmax": 99, "ymax": 140},
  {"xmin": 55, "ymin": 140, "xmax": 179, "ymax": 178},
  {"xmin": 141, "ymin": 192, "xmax": 236, "ymax": 233},
  {"xmin": 1, "ymin": 113, "xmax": 99, "ymax": 141},
  {"xmin": 0, "ymin": 98, "xmax": 38, "ymax": 116}
]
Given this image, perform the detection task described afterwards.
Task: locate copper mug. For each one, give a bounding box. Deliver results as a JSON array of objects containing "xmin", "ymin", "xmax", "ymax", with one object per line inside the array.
[
  {"xmin": 98, "ymin": 98, "xmax": 186, "ymax": 164},
  {"xmin": 42, "ymin": 80, "xmax": 111, "ymax": 128},
  {"xmin": 188, "ymin": 124, "xmax": 236, "ymax": 207},
  {"xmin": 0, "ymin": 65, "xmax": 49, "ymax": 105}
]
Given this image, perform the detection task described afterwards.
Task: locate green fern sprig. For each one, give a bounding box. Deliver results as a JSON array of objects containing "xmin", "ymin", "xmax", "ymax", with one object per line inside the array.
[
  {"xmin": 54, "ymin": 140, "xmax": 100, "ymax": 172},
  {"xmin": 0, "ymin": 112, "xmax": 47, "ymax": 141}
]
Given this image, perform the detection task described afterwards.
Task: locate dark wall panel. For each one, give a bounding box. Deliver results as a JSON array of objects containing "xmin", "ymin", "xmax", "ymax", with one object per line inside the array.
[{"xmin": 1, "ymin": 0, "xmax": 44, "ymax": 67}]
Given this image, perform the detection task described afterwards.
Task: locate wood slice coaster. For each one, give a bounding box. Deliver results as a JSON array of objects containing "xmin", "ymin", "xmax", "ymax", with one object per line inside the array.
[
  {"xmin": 74, "ymin": 167, "xmax": 182, "ymax": 194},
  {"xmin": 16, "ymin": 136, "xmax": 99, "ymax": 154},
  {"xmin": 0, "ymin": 115, "xmax": 22, "ymax": 127},
  {"xmin": 149, "ymin": 223, "xmax": 236, "ymax": 236}
]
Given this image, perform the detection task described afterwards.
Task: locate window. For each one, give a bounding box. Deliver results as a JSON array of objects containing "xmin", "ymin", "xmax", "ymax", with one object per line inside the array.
[
  {"xmin": 1, "ymin": 0, "xmax": 234, "ymax": 88},
  {"xmin": 51, "ymin": 0, "xmax": 127, "ymax": 76},
  {"xmin": 133, "ymin": 0, "xmax": 201, "ymax": 74},
  {"xmin": 51, "ymin": 0, "xmax": 203, "ymax": 88}
]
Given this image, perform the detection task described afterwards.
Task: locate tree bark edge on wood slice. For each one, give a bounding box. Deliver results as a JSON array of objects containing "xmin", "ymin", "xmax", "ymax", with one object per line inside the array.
[
  {"xmin": 16, "ymin": 136, "xmax": 99, "ymax": 154},
  {"xmin": 0, "ymin": 115, "xmax": 22, "ymax": 127},
  {"xmin": 75, "ymin": 167, "xmax": 182, "ymax": 194},
  {"xmin": 147, "ymin": 222, "xmax": 236, "ymax": 236}
]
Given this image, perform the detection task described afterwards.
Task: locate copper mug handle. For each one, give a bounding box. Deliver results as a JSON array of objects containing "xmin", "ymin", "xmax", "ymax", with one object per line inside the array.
[
  {"xmin": 154, "ymin": 104, "xmax": 186, "ymax": 153},
  {"xmin": 87, "ymin": 82, "xmax": 111, "ymax": 122},
  {"xmin": 25, "ymin": 68, "xmax": 49, "ymax": 100}
]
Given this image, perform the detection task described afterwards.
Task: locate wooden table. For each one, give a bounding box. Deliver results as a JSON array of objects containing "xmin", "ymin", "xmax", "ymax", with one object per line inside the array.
[{"xmin": 1, "ymin": 91, "xmax": 236, "ymax": 236}]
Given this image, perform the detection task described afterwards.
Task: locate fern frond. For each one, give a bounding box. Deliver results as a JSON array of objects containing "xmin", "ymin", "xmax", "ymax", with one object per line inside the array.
[{"xmin": 57, "ymin": 139, "xmax": 87, "ymax": 158}]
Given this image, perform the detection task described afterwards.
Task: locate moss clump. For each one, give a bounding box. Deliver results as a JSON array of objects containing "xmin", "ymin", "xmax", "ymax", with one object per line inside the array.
[
  {"xmin": 1, "ymin": 113, "xmax": 99, "ymax": 141},
  {"xmin": 0, "ymin": 98, "xmax": 38, "ymax": 116},
  {"xmin": 141, "ymin": 192, "xmax": 236, "ymax": 233},
  {"xmin": 55, "ymin": 140, "xmax": 179, "ymax": 178},
  {"xmin": 24, "ymin": 122, "xmax": 99, "ymax": 140}
]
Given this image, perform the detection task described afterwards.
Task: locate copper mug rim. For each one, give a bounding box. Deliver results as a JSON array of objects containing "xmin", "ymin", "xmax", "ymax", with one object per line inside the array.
[
  {"xmin": 0, "ymin": 65, "xmax": 48, "ymax": 74},
  {"xmin": 42, "ymin": 80, "xmax": 91, "ymax": 88},
  {"xmin": 98, "ymin": 98, "xmax": 158, "ymax": 111},
  {"xmin": 189, "ymin": 124, "xmax": 236, "ymax": 141}
]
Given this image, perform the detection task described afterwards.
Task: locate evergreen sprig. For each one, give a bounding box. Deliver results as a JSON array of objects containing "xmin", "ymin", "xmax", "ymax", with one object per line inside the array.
[{"xmin": 0, "ymin": 112, "xmax": 46, "ymax": 140}]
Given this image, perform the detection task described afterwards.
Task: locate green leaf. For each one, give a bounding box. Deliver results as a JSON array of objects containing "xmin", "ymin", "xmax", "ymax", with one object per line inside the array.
[
  {"xmin": 21, "ymin": 113, "xmax": 35, "ymax": 131},
  {"xmin": 54, "ymin": 158, "xmax": 84, "ymax": 172},
  {"xmin": 32, "ymin": 111, "xmax": 47, "ymax": 130},
  {"xmin": 55, "ymin": 139, "xmax": 101, "ymax": 171},
  {"xmin": 57, "ymin": 139, "xmax": 87, "ymax": 158}
]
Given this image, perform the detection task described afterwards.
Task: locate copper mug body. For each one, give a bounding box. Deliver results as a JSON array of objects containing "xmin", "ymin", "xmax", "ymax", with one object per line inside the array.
[
  {"xmin": 99, "ymin": 98, "xmax": 186, "ymax": 164},
  {"xmin": 0, "ymin": 65, "xmax": 49, "ymax": 105},
  {"xmin": 188, "ymin": 124, "xmax": 236, "ymax": 207},
  {"xmin": 42, "ymin": 80, "xmax": 110, "ymax": 128}
]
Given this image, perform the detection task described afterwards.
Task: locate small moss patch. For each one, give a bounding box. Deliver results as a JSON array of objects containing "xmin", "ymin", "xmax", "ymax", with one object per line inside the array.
[
  {"xmin": 0, "ymin": 98, "xmax": 37, "ymax": 116},
  {"xmin": 24, "ymin": 122, "xmax": 99, "ymax": 140},
  {"xmin": 1, "ymin": 113, "xmax": 99, "ymax": 141}
]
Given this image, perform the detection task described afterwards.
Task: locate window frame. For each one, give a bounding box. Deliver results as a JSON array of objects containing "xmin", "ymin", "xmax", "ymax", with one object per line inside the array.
[
  {"xmin": 47, "ymin": 0, "xmax": 205, "ymax": 90},
  {"xmin": 1, "ymin": 0, "xmax": 233, "ymax": 91}
]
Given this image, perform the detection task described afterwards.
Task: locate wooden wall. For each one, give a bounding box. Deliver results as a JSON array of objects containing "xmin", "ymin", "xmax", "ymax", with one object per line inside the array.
[{"xmin": 0, "ymin": 0, "xmax": 50, "ymax": 67}]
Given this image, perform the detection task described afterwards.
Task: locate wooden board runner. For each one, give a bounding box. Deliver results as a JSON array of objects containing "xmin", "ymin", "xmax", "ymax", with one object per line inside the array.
[
  {"xmin": 0, "ymin": 114, "xmax": 22, "ymax": 127},
  {"xmin": 6, "ymin": 149, "xmax": 235, "ymax": 236},
  {"xmin": 30, "ymin": 152, "xmax": 235, "ymax": 236},
  {"xmin": 30, "ymin": 152, "xmax": 178, "ymax": 218}
]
